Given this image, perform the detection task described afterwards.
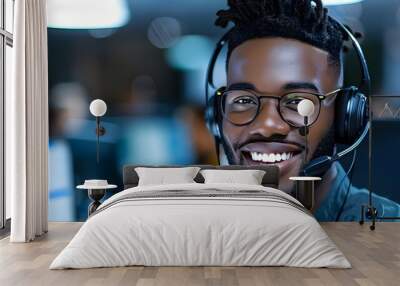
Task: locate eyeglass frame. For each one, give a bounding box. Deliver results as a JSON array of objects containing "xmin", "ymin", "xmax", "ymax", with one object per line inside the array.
[{"xmin": 218, "ymin": 87, "xmax": 343, "ymax": 127}]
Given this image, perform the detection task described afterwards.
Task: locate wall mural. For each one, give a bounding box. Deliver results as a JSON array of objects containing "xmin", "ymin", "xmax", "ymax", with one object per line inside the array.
[
  {"xmin": 374, "ymin": 97, "xmax": 400, "ymax": 120},
  {"xmin": 47, "ymin": 0, "xmax": 400, "ymax": 222}
]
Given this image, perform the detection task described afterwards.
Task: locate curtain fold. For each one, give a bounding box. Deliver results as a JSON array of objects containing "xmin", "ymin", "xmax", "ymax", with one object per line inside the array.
[{"xmin": 8, "ymin": 0, "xmax": 48, "ymax": 242}]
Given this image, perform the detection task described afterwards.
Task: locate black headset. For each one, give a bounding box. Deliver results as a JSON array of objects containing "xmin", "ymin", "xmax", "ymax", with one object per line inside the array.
[{"xmin": 205, "ymin": 16, "xmax": 371, "ymax": 177}]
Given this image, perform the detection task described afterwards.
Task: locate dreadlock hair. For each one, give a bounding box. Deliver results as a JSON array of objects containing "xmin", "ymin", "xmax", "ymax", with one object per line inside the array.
[{"xmin": 215, "ymin": 0, "xmax": 348, "ymax": 68}]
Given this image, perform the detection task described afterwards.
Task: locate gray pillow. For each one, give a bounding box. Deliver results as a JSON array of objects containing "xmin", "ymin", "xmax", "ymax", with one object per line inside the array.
[
  {"xmin": 135, "ymin": 167, "xmax": 201, "ymax": 186},
  {"xmin": 200, "ymin": 169, "xmax": 266, "ymax": 185}
]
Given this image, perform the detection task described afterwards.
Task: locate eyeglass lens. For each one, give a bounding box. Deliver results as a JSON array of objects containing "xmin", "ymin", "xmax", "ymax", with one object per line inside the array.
[{"xmin": 222, "ymin": 90, "xmax": 321, "ymax": 127}]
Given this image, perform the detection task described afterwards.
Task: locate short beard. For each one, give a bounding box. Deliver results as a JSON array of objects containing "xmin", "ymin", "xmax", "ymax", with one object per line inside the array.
[
  {"xmin": 310, "ymin": 125, "xmax": 335, "ymax": 161},
  {"xmin": 222, "ymin": 125, "xmax": 336, "ymax": 173}
]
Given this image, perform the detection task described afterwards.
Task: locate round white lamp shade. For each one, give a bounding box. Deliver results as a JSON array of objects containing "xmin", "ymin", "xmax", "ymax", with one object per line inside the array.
[
  {"xmin": 89, "ymin": 99, "xmax": 107, "ymax": 117},
  {"xmin": 297, "ymin": 99, "xmax": 315, "ymax": 117}
]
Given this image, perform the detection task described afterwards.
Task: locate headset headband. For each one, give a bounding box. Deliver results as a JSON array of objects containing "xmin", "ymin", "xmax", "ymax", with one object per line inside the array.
[{"xmin": 331, "ymin": 17, "xmax": 371, "ymax": 94}]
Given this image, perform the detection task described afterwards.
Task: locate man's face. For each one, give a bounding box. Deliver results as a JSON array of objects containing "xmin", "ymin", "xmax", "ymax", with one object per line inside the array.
[{"xmin": 222, "ymin": 37, "xmax": 342, "ymax": 193}]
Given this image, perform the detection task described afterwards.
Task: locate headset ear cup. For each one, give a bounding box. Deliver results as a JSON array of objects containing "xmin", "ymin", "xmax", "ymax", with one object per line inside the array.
[
  {"xmin": 351, "ymin": 92, "xmax": 367, "ymax": 140},
  {"xmin": 205, "ymin": 87, "xmax": 225, "ymax": 140},
  {"xmin": 205, "ymin": 95, "xmax": 218, "ymax": 138},
  {"xmin": 335, "ymin": 88, "xmax": 350, "ymax": 144},
  {"xmin": 335, "ymin": 87, "xmax": 367, "ymax": 144}
]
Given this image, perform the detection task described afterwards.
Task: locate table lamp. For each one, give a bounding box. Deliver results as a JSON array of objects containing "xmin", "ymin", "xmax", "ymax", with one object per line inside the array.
[
  {"xmin": 289, "ymin": 99, "xmax": 318, "ymax": 210},
  {"xmin": 89, "ymin": 99, "xmax": 107, "ymax": 164},
  {"xmin": 76, "ymin": 99, "xmax": 116, "ymax": 217}
]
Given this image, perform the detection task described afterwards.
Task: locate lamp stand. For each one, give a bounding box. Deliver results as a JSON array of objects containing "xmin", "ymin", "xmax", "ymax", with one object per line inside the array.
[
  {"xmin": 304, "ymin": 116, "xmax": 309, "ymax": 167},
  {"xmin": 95, "ymin": 117, "xmax": 106, "ymax": 164},
  {"xmin": 359, "ymin": 105, "xmax": 377, "ymax": 230},
  {"xmin": 359, "ymin": 102, "xmax": 400, "ymax": 229}
]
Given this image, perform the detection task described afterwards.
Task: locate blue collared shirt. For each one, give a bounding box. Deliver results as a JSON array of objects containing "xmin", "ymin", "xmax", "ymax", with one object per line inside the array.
[{"xmin": 314, "ymin": 162, "xmax": 400, "ymax": 221}]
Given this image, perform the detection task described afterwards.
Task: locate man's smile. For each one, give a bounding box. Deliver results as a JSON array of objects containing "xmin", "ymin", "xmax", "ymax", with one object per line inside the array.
[{"xmin": 239, "ymin": 141, "xmax": 304, "ymax": 172}]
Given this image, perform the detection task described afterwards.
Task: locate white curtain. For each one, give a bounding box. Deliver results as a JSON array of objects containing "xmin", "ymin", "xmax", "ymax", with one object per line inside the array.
[{"xmin": 7, "ymin": 0, "xmax": 49, "ymax": 242}]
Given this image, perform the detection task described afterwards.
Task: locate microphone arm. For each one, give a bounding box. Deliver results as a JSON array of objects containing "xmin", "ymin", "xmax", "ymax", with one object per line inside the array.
[
  {"xmin": 336, "ymin": 121, "xmax": 370, "ymax": 159},
  {"xmin": 301, "ymin": 121, "xmax": 370, "ymax": 176}
]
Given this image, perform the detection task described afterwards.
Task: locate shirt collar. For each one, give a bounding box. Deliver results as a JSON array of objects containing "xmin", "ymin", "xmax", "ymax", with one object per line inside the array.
[{"xmin": 314, "ymin": 162, "xmax": 349, "ymax": 221}]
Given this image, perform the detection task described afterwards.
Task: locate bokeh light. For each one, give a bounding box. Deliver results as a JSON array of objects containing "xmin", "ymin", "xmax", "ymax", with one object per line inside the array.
[
  {"xmin": 166, "ymin": 35, "xmax": 213, "ymax": 70},
  {"xmin": 147, "ymin": 17, "xmax": 182, "ymax": 49}
]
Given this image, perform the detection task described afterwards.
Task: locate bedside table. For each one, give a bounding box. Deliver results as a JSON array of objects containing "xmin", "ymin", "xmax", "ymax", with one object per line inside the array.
[
  {"xmin": 77, "ymin": 180, "xmax": 117, "ymax": 216},
  {"xmin": 289, "ymin": 176, "xmax": 321, "ymax": 211}
]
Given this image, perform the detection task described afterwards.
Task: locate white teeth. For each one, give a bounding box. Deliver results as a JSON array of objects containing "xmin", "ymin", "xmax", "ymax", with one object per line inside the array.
[
  {"xmin": 262, "ymin": 154, "xmax": 268, "ymax": 162},
  {"xmin": 249, "ymin": 151, "xmax": 295, "ymax": 163},
  {"xmin": 269, "ymin": 153, "xmax": 276, "ymax": 162}
]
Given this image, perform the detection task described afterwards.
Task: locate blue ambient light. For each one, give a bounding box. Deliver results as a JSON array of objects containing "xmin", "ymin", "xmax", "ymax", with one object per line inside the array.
[{"xmin": 166, "ymin": 35, "xmax": 213, "ymax": 71}]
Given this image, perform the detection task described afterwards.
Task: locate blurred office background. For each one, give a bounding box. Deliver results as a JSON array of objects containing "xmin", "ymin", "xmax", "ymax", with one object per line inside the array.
[{"xmin": 47, "ymin": 0, "xmax": 400, "ymax": 221}]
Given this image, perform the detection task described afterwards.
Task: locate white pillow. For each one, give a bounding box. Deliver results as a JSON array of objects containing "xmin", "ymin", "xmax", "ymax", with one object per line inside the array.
[
  {"xmin": 200, "ymin": 169, "xmax": 266, "ymax": 185},
  {"xmin": 135, "ymin": 167, "xmax": 200, "ymax": 186}
]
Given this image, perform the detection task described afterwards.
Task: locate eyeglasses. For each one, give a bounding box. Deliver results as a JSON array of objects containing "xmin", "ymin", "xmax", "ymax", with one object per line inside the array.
[{"xmin": 220, "ymin": 88, "xmax": 341, "ymax": 128}]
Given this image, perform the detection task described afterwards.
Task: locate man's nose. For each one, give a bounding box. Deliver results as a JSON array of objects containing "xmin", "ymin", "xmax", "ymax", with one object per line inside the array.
[{"xmin": 248, "ymin": 100, "xmax": 291, "ymax": 138}]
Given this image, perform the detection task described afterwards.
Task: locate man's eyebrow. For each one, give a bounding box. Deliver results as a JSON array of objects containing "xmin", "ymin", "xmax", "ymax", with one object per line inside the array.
[
  {"xmin": 227, "ymin": 82, "xmax": 256, "ymax": 91},
  {"xmin": 227, "ymin": 82, "xmax": 320, "ymax": 93},
  {"xmin": 283, "ymin": 82, "xmax": 320, "ymax": 92}
]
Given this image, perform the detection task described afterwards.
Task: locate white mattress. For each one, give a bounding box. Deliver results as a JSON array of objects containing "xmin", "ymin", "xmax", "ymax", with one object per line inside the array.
[{"xmin": 50, "ymin": 183, "xmax": 351, "ymax": 269}]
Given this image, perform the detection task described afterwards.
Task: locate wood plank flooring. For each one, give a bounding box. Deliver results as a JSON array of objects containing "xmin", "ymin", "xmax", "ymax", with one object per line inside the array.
[{"xmin": 0, "ymin": 222, "xmax": 399, "ymax": 286}]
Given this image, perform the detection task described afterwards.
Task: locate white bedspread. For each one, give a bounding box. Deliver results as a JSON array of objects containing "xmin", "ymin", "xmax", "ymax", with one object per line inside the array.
[{"xmin": 50, "ymin": 183, "xmax": 351, "ymax": 269}]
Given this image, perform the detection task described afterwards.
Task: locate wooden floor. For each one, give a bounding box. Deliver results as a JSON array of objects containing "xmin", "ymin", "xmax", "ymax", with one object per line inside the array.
[{"xmin": 0, "ymin": 222, "xmax": 399, "ymax": 286}]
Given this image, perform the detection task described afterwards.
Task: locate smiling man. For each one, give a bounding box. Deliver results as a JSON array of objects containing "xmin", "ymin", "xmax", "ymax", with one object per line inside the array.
[{"xmin": 211, "ymin": 0, "xmax": 400, "ymax": 221}]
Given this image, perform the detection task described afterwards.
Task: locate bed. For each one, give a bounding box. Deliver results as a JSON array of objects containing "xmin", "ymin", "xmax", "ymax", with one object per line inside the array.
[{"xmin": 50, "ymin": 165, "xmax": 350, "ymax": 269}]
